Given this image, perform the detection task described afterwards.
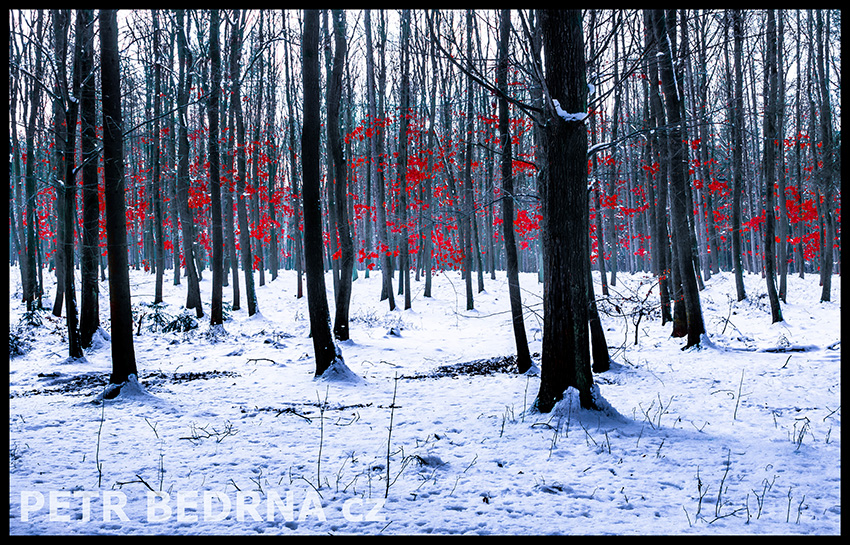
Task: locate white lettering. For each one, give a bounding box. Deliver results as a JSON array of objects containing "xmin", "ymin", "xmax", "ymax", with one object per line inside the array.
[
  {"xmin": 236, "ymin": 491, "xmax": 263, "ymax": 522},
  {"xmin": 147, "ymin": 491, "xmax": 171, "ymax": 523},
  {"xmin": 203, "ymin": 491, "xmax": 231, "ymax": 522},
  {"xmin": 49, "ymin": 491, "xmax": 72, "ymax": 522},
  {"xmin": 74, "ymin": 491, "xmax": 99, "ymax": 522},
  {"xmin": 343, "ymin": 497, "xmax": 363, "ymax": 521},
  {"xmin": 20, "ymin": 491, "xmax": 44, "ymax": 522},
  {"xmin": 266, "ymin": 490, "xmax": 294, "ymax": 522},
  {"xmin": 298, "ymin": 489, "xmax": 326, "ymax": 521},
  {"xmin": 102, "ymin": 491, "xmax": 129, "ymax": 522},
  {"xmin": 176, "ymin": 491, "xmax": 198, "ymax": 522},
  {"xmin": 366, "ymin": 498, "xmax": 386, "ymax": 522}
]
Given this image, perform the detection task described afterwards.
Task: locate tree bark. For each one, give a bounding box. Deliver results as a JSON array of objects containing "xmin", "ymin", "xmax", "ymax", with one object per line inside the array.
[
  {"xmin": 230, "ymin": 10, "xmax": 257, "ymax": 316},
  {"xmin": 365, "ymin": 10, "xmax": 395, "ymax": 310},
  {"xmin": 398, "ymin": 10, "xmax": 413, "ymax": 311},
  {"xmin": 651, "ymin": 9, "xmax": 705, "ymax": 348},
  {"xmin": 762, "ymin": 10, "xmax": 783, "ymax": 323},
  {"xmin": 498, "ymin": 9, "xmax": 532, "ymax": 374},
  {"xmin": 536, "ymin": 9, "xmax": 595, "ymax": 412},
  {"xmin": 643, "ymin": 10, "xmax": 673, "ymax": 323},
  {"xmin": 152, "ymin": 12, "xmax": 165, "ymax": 304},
  {"xmin": 208, "ymin": 9, "xmax": 225, "ymax": 327},
  {"xmin": 53, "ymin": 10, "xmax": 83, "ymax": 358},
  {"xmin": 100, "ymin": 8, "xmax": 138, "ymax": 385},
  {"xmin": 814, "ymin": 10, "xmax": 835, "ymax": 302},
  {"xmin": 176, "ymin": 10, "xmax": 203, "ymax": 317},
  {"xmin": 730, "ymin": 10, "xmax": 747, "ymax": 301},
  {"xmin": 329, "ymin": 10, "xmax": 355, "ymax": 338},
  {"xmin": 79, "ymin": 9, "xmax": 99, "ymax": 348},
  {"xmin": 302, "ymin": 9, "xmax": 340, "ymax": 377}
]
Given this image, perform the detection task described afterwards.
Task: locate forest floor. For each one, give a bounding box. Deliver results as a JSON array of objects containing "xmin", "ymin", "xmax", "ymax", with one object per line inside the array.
[{"xmin": 8, "ymin": 264, "xmax": 841, "ymax": 535}]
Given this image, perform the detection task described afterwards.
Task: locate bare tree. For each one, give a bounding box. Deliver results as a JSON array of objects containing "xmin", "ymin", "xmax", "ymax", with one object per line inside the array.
[
  {"xmin": 730, "ymin": 9, "xmax": 747, "ymax": 301},
  {"xmin": 762, "ymin": 10, "xmax": 783, "ymax": 323},
  {"xmin": 208, "ymin": 9, "xmax": 225, "ymax": 328},
  {"xmin": 535, "ymin": 9, "xmax": 595, "ymax": 412},
  {"xmin": 176, "ymin": 9, "xmax": 203, "ymax": 317},
  {"xmin": 329, "ymin": 9, "xmax": 356, "ymax": 338},
  {"xmin": 498, "ymin": 9, "xmax": 532, "ymax": 374},
  {"xmin": 365, "ymin": 9, "xmax": 395, "ymax": 310},
  {"xmin": 79, "ymin": 8, "xmax": 100, "ymax": 347},
  {"xmin": 100, "ymin": 8, "xmax": 138, "ymax": 388},
  {"xmin": 302, "ymin": 9, "xmax": 341, "ymax": 376},
  {"xmin": 650, "ymin": 9, "xmax": 705, "ymax": 348}
]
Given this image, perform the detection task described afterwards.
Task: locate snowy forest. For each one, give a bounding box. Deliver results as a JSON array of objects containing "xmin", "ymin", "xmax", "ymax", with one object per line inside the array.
[{"xmin": 8, "ymin": 9, "xmax": 841, "ymax": 535}]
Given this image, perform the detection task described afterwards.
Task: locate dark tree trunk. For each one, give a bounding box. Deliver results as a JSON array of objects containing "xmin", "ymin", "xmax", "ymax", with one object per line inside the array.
[
  {"xmin": 762, "ymin": 10, "xmax": 783, "ymax": 323},
  {"xmin": 498, "ymin": 9, "xmax": 532, "ymax": 374},
  {"xmin": 208, "ymin": 9, "xmax": 224, "ymax": 327},
  {"xmin": 225, "ymin": 92, "xmax": 241, "ymax": 309},
  {"xmin": 302, "ymin": 9, "xmax": 340, "ymax": 377},
  {"xmin": 651, "ymin": 9, "xmax": 705, "ymax": 348},
  {"xmin": 365, "ymin": 10, "xmax": 395, "ymax": 310},
  {"xmin": 643, "ymin": 10, "xmax": 673, "ymax": 323},
  {"xmin": 398, "ymin": 10, "xmax": 412, "ymax": 310},
  {"xmin": 815, "ymin": 10, "xmax": 835, "ymax": 302},
  {"xmin": 100, "ymin": 8, "xmax": 138, "ymax": 385},
  {"xmin": 53, "ymin": 10, "xmax": 83, "ymax": 358},
  {"xmin": 230, "ymin": 10, "xmax": 257, "ymax": 316},
  {"xmin": 536, "ymin": 9, "xmax": 595, "ymax": 412},
  {"xmin": 463, "ymin": 10, "xmax": 474, "ymax": 312},
  {"xmin": 731, "ymin": 10, "xmax": 747, "ymax": 301},
  {"xmin": 176, "ymin": 10, "xmax": 203, "ymax": 317},
  {"xmin": 329, "ymin": 10, "xmax": 355, "ymax": 339},
  {"xmin": 79, "ymin": 9, "xmax": 99, "ymax": 348},
  {"xmin": 283, "ymin": 14, "xmax": 303, "ymax": 298},
  {"xmin": 151, "ymin": 12, "xmax": 165, "ymax": 304}
]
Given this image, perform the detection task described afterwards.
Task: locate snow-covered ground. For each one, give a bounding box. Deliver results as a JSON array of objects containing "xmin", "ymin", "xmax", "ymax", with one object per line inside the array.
[{"xmin": 8, "ymin": 263, "xmax": 841, "ymax": 535}]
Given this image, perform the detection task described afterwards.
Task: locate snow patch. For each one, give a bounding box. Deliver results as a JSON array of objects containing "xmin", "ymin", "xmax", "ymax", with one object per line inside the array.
[{"xmin": 552, "ymin": 99, "xmax": 588, "ymax": 123}]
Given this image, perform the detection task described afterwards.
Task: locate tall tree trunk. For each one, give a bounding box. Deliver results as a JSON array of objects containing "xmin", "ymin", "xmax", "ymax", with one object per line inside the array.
[
  {"xmin": 398, "ymin": 10, "xmax": 412, "ymax": 310},
  {"xmin": 793, "ymin": 11, "xmax": 806, "ymax": 279},
  {"xmin": 255, "ymin": 17, "xmax": 266, "ymax": 288},
  {"xmin": 283, "ymin": 13, "xmax": 303, "ymax": 298},
  {"xmin": 79, "ymin": 9, "xmax": 99, "ymax": 348},
  {"xmin": 536, "ymin": 9, "xmax": 595, "ymax": 412},
  {"xmin": 265, "ymin": 18, "xmax": 280, "ymax": 283},
  {"xmin": 152, "ymin": 12, "xmax": 165, "ymax": 304},
  {"xmin": 762, "ymin": 10, "xmax": 783, "ymax": 323},
  {"xmin": 208, "ymin": 9, "xmax": 224, "ymax": 328},
  {"xmin": 176, "ymin": 10, "xmax": 203, "ymax": 317},
  {"xmin": 329, "ymin": 10, "xmax": 355, "ymax": 338},
  {"xmin": 643, "ymin": 10, "xmax": 672, "ymax": 323},
  {"xmin": 302, "ymin": 9, "xmax": 340, "ymax": 377},
  {"xmin": 100, "ymin": 8, "xmax": 138, "ymax": 386},
  {"xmin": 498, "ymin": 9, "xmax": 532, "ymax": 375},
  {"xmin": 422, "ymin": 28, "xmax": 438, "ymax": 298},
  {"xmin": 815, "ymin": 10, "xmax": 835, "ymax": 302},
  {"xmin": 463, "ymin": 10, "xmax": 475, "ymax": 312},
  {"xmin": 730, "ymin": 10, "xmax": 747, "ymax": 301},
  {"xmin": 230, "ymin": 10, "xmax": 257, "ymax": 316},
  {"xmin": 776, "ymin": 11, "xmax": 789, "ymax": 302},
  {"xmin": 606, "ymin": 16, "xmax": 620, "ymax": 287},
  {"xmin": 652, "ymin": 9, "xmax": 705, "ymax": 348},
  {"xmin": 51, "ymin": 10, "xmax": 69, "ymax": 319},
  {"xmin": 365, "ymin": 10, "xmax": 395, "ymax": 310},
  {"xmin": 52, "ymin": 10, "xmax": 83, "ymax": 358},
  {"xmin": 225, "ymin": 85, "xmax": 241, "ymax": 309}
]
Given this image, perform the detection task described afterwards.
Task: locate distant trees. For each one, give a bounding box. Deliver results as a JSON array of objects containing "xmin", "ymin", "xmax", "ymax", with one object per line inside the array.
[{"xmin": 6, "ymin": 9, "xmax": 841, "ymax": 401}]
